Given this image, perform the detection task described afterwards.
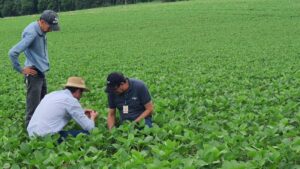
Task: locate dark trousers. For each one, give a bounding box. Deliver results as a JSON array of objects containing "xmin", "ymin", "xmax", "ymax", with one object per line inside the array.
[
  {"xmin": 145, "ymin": 117, "xmax": 153, "ymax": 128},
  {"xmin": 25, "ymin": 75, "xmax": 47, "ymax": 127},
  {"xmin": 58, "ymin": 130, "xmax": 89, "ymax": 143},
  {"xmin": 122, "ymin": 117, "xmax": 153, "ymax": 128}
]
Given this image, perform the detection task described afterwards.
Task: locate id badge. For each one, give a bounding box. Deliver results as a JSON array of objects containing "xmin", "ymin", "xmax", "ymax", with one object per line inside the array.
[{"xmin": 123, "ymin": 105, "xmax": 129, "ymax": 114}]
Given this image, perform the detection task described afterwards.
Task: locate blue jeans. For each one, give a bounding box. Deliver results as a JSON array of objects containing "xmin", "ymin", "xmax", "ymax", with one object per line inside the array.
[
  {"xmin": 122, "ymin": 117, "xmax": 152, "ymax": 128},
  {"xmin": 58, "ymin": 130, "xmax": 89, "ymax": 143},
  {"xmin": 145, "ymin": 117, "xmax": 153, "ymax": 128}
]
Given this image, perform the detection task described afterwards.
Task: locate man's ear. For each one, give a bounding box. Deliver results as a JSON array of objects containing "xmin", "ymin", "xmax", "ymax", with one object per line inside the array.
[
  {"xmin": 40, "ymin": 19, "xmax": 47, "ymax": 25},
  {"xmin": 78, "ymin": 88, "xmax": 84, "ymax": 93}
]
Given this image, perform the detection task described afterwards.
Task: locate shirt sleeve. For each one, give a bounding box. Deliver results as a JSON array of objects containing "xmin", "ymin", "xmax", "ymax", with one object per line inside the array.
[
  {"xmin": 67, "ymin": 99, "xmax": 95, "ymax": 131},
  {"xmin": 138, "ymin": 82, "xmax": 152, "ymax": 105},
  {"xmin": 8, "ymin": 31, "xmax": 36, "ymax": 73},
  {"xmin": 108, "ymin": 93, "xmax": 116, "ymax": 109}
]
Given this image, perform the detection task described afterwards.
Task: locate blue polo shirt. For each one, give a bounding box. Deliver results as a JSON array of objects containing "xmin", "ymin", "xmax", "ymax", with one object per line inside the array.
[
  {"xmin": 108, "ymin": 78, "xmax": 152, "ymax": 122},
  {"xmin": 9, "ymin": 21, "xmax": 49, "ymax": 73}
]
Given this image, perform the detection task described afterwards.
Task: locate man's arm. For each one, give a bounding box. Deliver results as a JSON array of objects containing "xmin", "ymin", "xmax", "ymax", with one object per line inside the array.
[
  {"xmin": 107, "ymin": 108, "xmax": 116, "ymax": 130},
  {"xmin": 8, "ymin": 31, "xmax": 37, "ymax": 74},
  {"xmin": 135, "ymin": 81, "xmax": 153, "ymax": 123},
  {"xmin": 68, "ymin": 102, "xmax": 96, "ymax": 131},
  {"xmin": 134, "ymin": 101, "xmax": 153, "ymax": 123}
]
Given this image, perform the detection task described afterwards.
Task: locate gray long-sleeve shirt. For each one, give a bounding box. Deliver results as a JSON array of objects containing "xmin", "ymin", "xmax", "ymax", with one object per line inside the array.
[
  {"xmin": 27, "ymin": 89, "xmax": 95, "ymax": 137},
  {"xmin": 8, "ymin": 21, "xmax": 49, "ymax": 73}
]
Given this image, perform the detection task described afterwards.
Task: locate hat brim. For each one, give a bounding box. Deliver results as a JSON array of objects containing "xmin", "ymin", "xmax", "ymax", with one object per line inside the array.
[
  {"xmin": 50, "ymin": 24, "xmax": 60, "ymax": 31},
  {"xmin": 64, "ymin": 84, "xmax": 90, "ymax": 92}
]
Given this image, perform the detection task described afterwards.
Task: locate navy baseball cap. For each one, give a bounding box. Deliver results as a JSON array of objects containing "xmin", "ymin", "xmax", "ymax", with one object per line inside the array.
[
  {"xmin": 40, "ymin": 10, "xmax": 60, "ymax": 31},
  {"xmin": 105, "ymin": 72, "xmax": 126, "ymax": 93}
]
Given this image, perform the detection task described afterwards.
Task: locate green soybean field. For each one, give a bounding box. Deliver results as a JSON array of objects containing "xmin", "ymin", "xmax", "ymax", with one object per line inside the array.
[{"xmin": 0, "ymin": 0, "xmax": 300, "ymax": 168}]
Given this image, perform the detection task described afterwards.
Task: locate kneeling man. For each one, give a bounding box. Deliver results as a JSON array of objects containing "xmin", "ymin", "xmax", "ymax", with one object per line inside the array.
[
  {"xmin": 27, "ymin": 76, "xmax": 98, "ymax": 137},
  {"xmin": 105, "ymin": 72, "xmax": 154, "ymax": 130}
]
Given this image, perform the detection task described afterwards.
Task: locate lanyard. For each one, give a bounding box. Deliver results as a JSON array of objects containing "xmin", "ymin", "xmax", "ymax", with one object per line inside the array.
[{"xmin": 124, "ymin": 93, "xmax": 128, "ymax": 105}]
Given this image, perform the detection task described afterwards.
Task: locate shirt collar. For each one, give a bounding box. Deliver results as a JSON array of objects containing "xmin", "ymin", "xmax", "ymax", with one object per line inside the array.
[
  {"xmin": 34, "ymin": 21, "xmax": 45, "ymax": 36},
  {"xmin": 127, "ymin": 78, "xmax": 133, "ymax": 93},
  {"xmin": 64, "ymin": 89, "xmax": 73, "ymax": 96}
]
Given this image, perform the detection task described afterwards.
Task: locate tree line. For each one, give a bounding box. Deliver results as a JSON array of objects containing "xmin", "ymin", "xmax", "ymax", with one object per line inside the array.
[{"xmin": 0, "ymin": 0, "xmax": 182, "ymax": 18}]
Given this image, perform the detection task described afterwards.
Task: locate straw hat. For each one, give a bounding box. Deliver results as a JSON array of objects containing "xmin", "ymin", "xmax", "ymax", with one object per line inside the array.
[{"xmin": 64, "ymin": 77, "xmax": 89, "ymax": 91}]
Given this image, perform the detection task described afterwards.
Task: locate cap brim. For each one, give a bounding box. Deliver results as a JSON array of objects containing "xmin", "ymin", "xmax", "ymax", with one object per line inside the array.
[
  {"xmin": 105, "ymin": 86, "xmax": 116, "ymax": 93},
  {"xmin": 50, "ymin": 24, "xmax": 60, "ymax": 31}
]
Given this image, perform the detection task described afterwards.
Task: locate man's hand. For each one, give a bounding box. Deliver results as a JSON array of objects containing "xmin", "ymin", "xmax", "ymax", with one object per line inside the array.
[
  {"xmin": 134, "ymin": 101, "xmax": 153, "ymax": 123},
  {"xmin": 85, "ymin": 109, "xmax": 98, "ymax": 121},
  {"xmin": 90, "ymin": 111, "xmax": 98, "ymax": 119},
  {"xmin": 22, "ymin": 67, "xmax": 37, "ymax": 76}
]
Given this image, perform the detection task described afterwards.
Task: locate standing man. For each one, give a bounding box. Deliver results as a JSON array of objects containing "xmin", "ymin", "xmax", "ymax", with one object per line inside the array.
[
  {"xmin": 8, "ymin": 10, "xmax": 60, "ymax": 127},
  {"xmin": 27, "ymin": 77, "xmax": 98, "ymax": 138},
  {"xmin": 105, "ymin": 72, "xmax": 154, "ymax": 130}
]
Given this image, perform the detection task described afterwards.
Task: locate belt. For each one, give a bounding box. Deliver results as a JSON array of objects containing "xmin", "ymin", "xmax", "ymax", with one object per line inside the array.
[{"xmin": 31, "ymin": 67, "xmax": 45, "ymax": 78}]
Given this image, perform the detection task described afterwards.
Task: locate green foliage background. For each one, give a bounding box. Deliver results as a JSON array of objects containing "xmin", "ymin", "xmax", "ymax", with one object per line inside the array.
[
  {"xmin": 0, "ymin": 0, "xmax": 300, "ymax": 168},
  {"xmin": 0, "ymin": 0, "xmax": 177, "ymax": 17}
]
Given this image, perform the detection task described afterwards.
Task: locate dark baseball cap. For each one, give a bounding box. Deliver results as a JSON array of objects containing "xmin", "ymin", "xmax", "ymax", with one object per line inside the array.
[
  {"xmin": 40, "ymin": 10, "xmax": 60, "ymax": 31},
  {"xmin": 105, "ymin": 72, "xmax": 126, "ymax": 93}
]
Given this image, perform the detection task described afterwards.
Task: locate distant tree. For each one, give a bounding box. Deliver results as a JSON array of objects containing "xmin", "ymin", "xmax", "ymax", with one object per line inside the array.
[
  {"xmin": 2, "ymin": 0, "xmax": 16, "ymax": 17},
  {"xmin": 74, "ymin": 0, "xmax": 85, "ymax": 9},
  {"xmin": 48, "ymin": 0, "xmax": 60, "ymax": 11},
  {"xmin": 32, "ymin": 0, "xmax": 38, "ymax": 13},
  {"xmin": 1, "ymin": 0, "xmax": 159, "ymax": 17},
  {"xmin": 87, "ymin": 0, "xmax": 101, "ymax": 8},
  {"xmin": 60, "ymin": 0, "xmax": 75, "ymax": 11},
  {"xmin": 110, "ymin": 0, "xmax": 116, "ymax": 5},
  {"xmin": 0, "ymin": 11, "xmax": 1, "ymax": 18},
  {"xmin": 21, "ymin": 0, "xmax": 34, "ymax": 15},
  {"xmin": 115, "ymin": 0, "xmax": 124, "ymax": 5},
  {"xmin": 161, "ymin": 0, "xmax": 177, "ymax": 2},
  {"xmin": 14, "ymin": 0, "xmax": 22, "ymax": 15},
  {"xmin": 37, "ymin": 0, "xmax": 49, "ymax": 12},
  {"xmin": 0, "ymin": 0, "xmax": 4, "ymax": 17},
  {"xmin": 92, "ymin": 0, "xmax": 104, "ymax": 7},
  {"xmin": 102, "ymin": 0, "xmax": 112, "ymax": 6}
]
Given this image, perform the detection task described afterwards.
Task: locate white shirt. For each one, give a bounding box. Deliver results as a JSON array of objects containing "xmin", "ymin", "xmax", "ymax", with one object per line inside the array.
[{"xmin": 27, "ymin": 89, "xmax": 95, "ymax": 137}]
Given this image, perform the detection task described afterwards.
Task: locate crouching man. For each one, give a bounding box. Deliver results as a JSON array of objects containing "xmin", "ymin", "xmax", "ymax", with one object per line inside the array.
[
  {"xmin": 105, "ymin": 72, "xmax": 154, "ymax": 130},
  {"xmin": 27, "ymin": 76, "xmax": 98, "ymax": 139}
]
